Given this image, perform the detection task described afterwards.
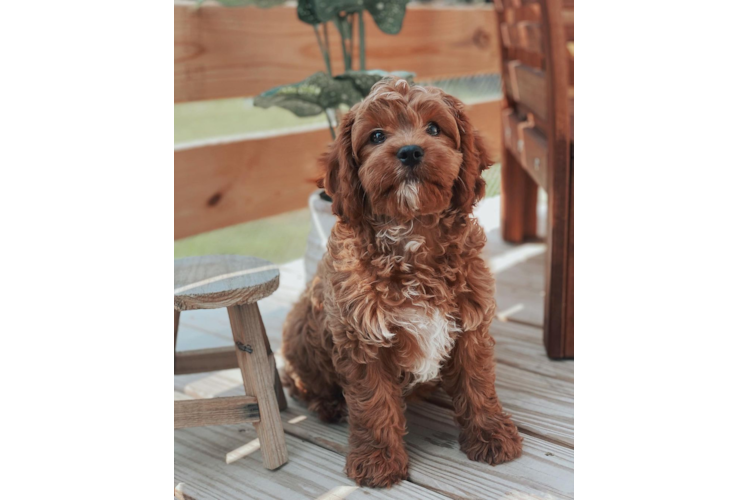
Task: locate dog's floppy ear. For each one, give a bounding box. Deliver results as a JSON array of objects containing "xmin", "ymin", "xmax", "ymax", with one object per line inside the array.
[
  {"xmin": 442, "ymin": 94, "xmax": 493, "ymax": 214},
  {"xmin": 320, "ymin": 108, "xmax": 366, "ymax": 225}
]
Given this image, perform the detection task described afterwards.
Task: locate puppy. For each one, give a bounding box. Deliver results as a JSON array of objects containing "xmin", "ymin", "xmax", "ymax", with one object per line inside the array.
[{"xmin": 282, "ymin": 78, "xmax": 522, "ymax": 487}]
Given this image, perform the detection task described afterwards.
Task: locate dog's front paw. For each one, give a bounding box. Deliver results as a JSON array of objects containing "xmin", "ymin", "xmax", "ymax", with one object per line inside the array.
[
  {"xmin": 345, "ymin": 445, "xmax": 409, "ymax": 488},
  {"xmin": 459, "ymin": 416, "xmax": 523, "ymax": 465}
]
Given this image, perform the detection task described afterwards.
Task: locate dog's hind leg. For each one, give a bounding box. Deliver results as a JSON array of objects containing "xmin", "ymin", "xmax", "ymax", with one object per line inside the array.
[{"xmin": 281, "ymin": 285, "xmax": 346, "ymax": 423}]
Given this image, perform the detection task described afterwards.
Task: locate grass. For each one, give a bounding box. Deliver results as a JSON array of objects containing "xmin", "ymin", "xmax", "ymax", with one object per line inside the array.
[
  {"xmin": 174, "ymin": 208, "xmax": 311, "ymax": 264},
  {"xmin": 175, "ymin": 98, "xmax": 326, "ymax": 144}
]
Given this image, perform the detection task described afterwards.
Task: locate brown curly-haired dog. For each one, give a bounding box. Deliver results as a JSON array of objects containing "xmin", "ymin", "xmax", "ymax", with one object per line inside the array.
[{"xmin": 282, "ymin": 78, "xmax": 523, "ymax": 487}]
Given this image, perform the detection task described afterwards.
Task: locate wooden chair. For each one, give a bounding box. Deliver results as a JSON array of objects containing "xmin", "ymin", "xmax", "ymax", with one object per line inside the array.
[
  {"xmin": 496, "ymin": 0, "xmax": 574, "ymax": 359},
  {"xmin": 173, "ymin": 255, "xmax": 289, "ymax": 469}
]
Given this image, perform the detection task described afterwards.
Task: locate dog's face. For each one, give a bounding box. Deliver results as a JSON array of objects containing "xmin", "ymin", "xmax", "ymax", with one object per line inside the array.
[{"xmin": 322, "ymin": 78, "xmax": 492, "ymax": 224}]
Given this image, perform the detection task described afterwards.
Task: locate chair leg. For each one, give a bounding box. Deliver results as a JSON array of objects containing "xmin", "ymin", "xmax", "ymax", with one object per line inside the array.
[
  {"xmin": 544, "ymin": 151, "xmax": 573, "ymax": 359},
  {"xmin": 564, "ymin": 182, "xmax": 574, "ymax": 357},
  {"xmin": 228, "ymin": 303, "xmax": 288, "ymax": 470},
  {"xmin": 501, "ymin": 151, "xmax": 538, "ymax": 243},
  {"xmin": 522, "ymin": 181, "xmax": 539, "ymax": 240}
]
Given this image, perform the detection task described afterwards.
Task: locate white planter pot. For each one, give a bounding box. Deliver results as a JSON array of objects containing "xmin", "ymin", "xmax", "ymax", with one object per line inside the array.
[{"xmin": 304, "ymin": 189, "xmax": 336, "ymax": 284}]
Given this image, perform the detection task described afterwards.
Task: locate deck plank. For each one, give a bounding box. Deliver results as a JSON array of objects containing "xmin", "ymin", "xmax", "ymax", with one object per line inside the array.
[
  {"xmin": 175, "ymin": 323, "xmax": 574, "ymax": 448},
  {"xmin": 254, "ymin": 397, "xmax": 574, "ymax": 499},
  {"xmin": 175, "ymin": 425, "xmax": 449, "ymax": 500},
  {"xmin": 174, "ymin": 218, "xmax": 573, "ymax": 497},
  {"xmin": 494, "ymin": 321, "xmax": 574, "ymax": 382},
  {"xmin": 175, "ymin": 365, "xmax": 573, "ymax": 488},
  {"xmin": 425, "ymin": 362, "xmax": 574, "ymax": 447},
  {"xmin": 495, "ymin": 282, "xmax": 544, "ymax": 327}
]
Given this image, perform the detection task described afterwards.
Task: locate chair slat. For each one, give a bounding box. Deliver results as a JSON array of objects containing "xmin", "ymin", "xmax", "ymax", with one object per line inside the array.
[
  {"xmin": 503, "ymin": 4, "xmax": 542, "ymax": 24},
  {"xmin": 500, "ymin": 23, "xmax": 516, "ymax": 47},
  {"xmin": 501, "ymin": 108, "xmax": 523, "ymax": 156},
  {"xmin": 514, "ymin": 64, "xmax": 548, "ymax": 121},
  {"xmin": 502, "ymin": 109, "xmax": 548, "ymax": 191},
  {"xmin": 504, "ymin": 61, "xmax": 521, "ymax": 100},
  {"xmin": 517, "ymin": 22, "xmax": 543, "ymax": 54},
  {"xmin": 502, "ymin": 108, "xmax": 532, "ymax": 159},
  {"xmin": 521, "ymin": 127, "xmax": 549, "ymax": 190}
]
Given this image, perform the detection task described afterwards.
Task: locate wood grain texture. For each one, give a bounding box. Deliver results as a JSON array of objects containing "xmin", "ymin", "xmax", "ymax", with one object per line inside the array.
[
  {"xmin": 495, "ymin": 282, "xmax": 544, "ymax": 327},
  {"xmin": 175, "ymin": 395, "xmax": 260, "ymax": 429},
  {"xmin": 228, "ymin": 302, "xmax": 288, "ymax": 469},
  {"xmin": 522, "ymin": 125, "xmax": 549, "ymax": 189},
  {"xmin": 172, "ymin": 235, "xmax": 574, "ymax": 497},
  {"xmin": 173, "ymin": 482, "xmax": 198, "ymax": 500},
  {"xmin": 426, "ymin": 363, "xmax": 573, "ymax": 447},
  {"xmin": 500, "ymin": 109, "xmax": 548, "ymax": 190},
  {"xmin": 175, "ymin": 99, "xmax": 504, "ymax": 238},
  {"xmin": 492, "ymin": 321, "xmax": 573, "ymax": 382},
  {"xmin": 518, "ymin": 21, "xmax": 543, "ymax": 53},
  {"xmin": 515, "ymin": 64, "xmax": 548, "ymax": 121},
  {"xmin": 174, "ymin": 255, "xmax": 279, "ymax": 310},
  {"xmin": 501, "ymin": 107, "xmax": 522, "ymax": 153},
  {"xmin": 174, "ymin": 360, "xmax": 573, "ymax": 495},
  {"xmin": 177, "ymin": 359, "xmax": 574, "ymax": 449},
  {"xmin": 540, "ymin": 0, "xmax": 573, "ymax": 359},
  {"xmin": 174, "ymin": 309, "xmax": 180, "ymax": 349},
  {"xmin": 501, "ymin": 149, "xmax": 537, "ymax": 242},
  {"xmin": 175, "ymin": 346, "xmax": 239, "ymax": 375},
  {"xmin": 174, "ymin": 126, "xmax": 327, "ymax": 240},
  {"xmin": 175, "ymin": 3, "xmax": 500, "ymax": 103},
  {"xmin": 564, "ymin": 157, "xmax": 574, "ymax": 357},
  {"xmin": 274, "ymin": 398, "xmax": 574, "ymax": 499},
  {"xmin": 175, "ymin": 425, "xmax": 450, "ymax": 500}
]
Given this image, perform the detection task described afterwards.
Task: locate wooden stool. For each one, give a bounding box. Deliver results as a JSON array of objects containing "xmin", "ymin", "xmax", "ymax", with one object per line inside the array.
[{"xmin": 173, "ymin": 255, "xmax": 288, "ymax": 470}]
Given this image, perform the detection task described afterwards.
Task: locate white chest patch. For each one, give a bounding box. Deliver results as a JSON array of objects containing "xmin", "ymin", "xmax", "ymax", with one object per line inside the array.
[{"xmin": 392, "ymin": 308, "xmax": 461, "ymax": 386}]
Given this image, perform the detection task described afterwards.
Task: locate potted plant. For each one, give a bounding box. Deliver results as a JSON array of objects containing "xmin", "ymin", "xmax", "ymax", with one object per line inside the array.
[{"xmin": 208, "ymin": 0, "xmax": 413, "ymax": 281}]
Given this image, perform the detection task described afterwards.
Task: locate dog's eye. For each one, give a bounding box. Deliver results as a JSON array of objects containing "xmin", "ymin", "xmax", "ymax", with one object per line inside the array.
[
  {"xmin": 426, "ymin": 122, "xmax": 440, "ymax": 136},
  {"xmin": 370, "ymin": 130, "xmax": 386, "ymax": 144}
]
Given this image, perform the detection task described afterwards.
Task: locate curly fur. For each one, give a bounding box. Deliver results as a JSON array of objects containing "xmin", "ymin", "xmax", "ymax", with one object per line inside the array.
[{"xmin": 282, "ymin": 79, "xmax": 522, "ymax": 488}]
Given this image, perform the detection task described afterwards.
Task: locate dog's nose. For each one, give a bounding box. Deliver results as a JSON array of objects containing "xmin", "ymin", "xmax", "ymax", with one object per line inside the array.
[{"xmin": 396, "ymin": 145, "xmax": 424, "ymax": 168}]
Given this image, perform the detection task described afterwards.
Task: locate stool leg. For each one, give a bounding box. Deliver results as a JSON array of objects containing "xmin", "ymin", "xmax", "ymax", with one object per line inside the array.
[
  {"xmin": 174, "ymin": 311, "xmax": 179, "ymax": 372},
  {"xmin": 228, "ymin": 303, "xmax": 288, "ymax": 470},
  {"xmin": 261, "ymin": 322, "xmax": 288, "ymax": 411}
]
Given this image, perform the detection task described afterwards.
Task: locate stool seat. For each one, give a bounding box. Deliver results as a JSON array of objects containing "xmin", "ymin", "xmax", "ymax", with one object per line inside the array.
[
  {"xmin": 174, "ymin": 255, "xmax": 279, "ymax": 311},
  {"xmin": 173, "ymin": 254, "xmax": 288, "ymax": 470}
]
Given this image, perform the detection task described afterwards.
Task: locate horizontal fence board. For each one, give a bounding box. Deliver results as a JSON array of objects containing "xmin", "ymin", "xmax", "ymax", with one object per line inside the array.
[
  {"xmin": 175, "ymin": 126, "xmax": 328, "ymax": 239},
  {"xmin": 175, "ymin": 3, "xmax": 501, "ymax": 102},
  {"xmin": 175, "ymin": 98, "xmax": 503, "ymax": 239}
]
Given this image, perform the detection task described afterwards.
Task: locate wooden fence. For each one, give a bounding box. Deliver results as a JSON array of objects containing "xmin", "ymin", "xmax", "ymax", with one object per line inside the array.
[{"xmin": 175, "ymin": 2, "xmax": 504, "ymax": 239}]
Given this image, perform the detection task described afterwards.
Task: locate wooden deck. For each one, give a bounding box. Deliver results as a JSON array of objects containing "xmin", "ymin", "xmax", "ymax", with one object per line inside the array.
[{"xmin": 174, "ymin": 197, "xmax": 574, "ymax": 499}]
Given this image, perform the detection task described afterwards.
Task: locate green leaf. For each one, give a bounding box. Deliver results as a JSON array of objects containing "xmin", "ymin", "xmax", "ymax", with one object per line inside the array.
[
  {"xmin": 255, "ymin": 72, "xmax": 364, "ymax": 117},
  {"xmin": 364, "ymin": 0, "xmax": 408, "ymax": 34},
  {"xmin": 335, "ymin": 70, "xmax": 415, "ymax": 96},
  {"xmin": 297, "ymin": 0, "xmax": 320, "ymax": 24},
  {"xmin": 256, "ymin": 71, "xmax": 416, "ymax": 117},
  {"xmin": 312, "ymin": 0, "xmax": 365, "ymax": 23}
]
